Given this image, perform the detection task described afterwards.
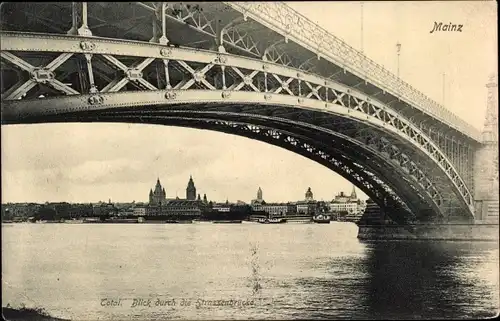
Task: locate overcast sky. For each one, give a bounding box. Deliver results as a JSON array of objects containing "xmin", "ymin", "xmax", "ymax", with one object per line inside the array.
[{"xmin": 1, "ymin": 1, "xmax": 497, "ymax": 204}]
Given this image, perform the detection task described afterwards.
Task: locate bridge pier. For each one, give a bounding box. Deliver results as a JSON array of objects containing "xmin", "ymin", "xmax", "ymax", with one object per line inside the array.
[
  {"xmin": 357, "ymin": 201, "xmax": 499, "ymax": 241},
  {"xmin": 357, "ymin": 223, "xmax": 499, "ymax": 241}
]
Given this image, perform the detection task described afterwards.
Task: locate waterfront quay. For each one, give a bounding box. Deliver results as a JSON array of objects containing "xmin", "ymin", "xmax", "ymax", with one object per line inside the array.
[
  {"xmin": 2, "ymin": 177, "xmax": 366, "ymax": 225},
  {"xmin": 3, "ymin": 176, "xmax": 498, "ymax": 241}
]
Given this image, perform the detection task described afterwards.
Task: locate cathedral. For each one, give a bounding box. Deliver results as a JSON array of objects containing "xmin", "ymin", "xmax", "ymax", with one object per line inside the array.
[{"xmin": 147, "ymin": 176, "xmax": 208, "ymax": 217}]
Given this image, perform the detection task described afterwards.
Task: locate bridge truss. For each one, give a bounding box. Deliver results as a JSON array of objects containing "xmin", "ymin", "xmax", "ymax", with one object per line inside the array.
[{"xmin": 0, "ymin": 2, "xmax": 480, "ymax": 222}]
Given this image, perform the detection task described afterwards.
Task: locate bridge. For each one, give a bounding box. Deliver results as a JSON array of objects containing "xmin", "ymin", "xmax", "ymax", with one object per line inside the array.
[{"xmin": 1, "ymin": 2, "xmax": 498, "ymax": 238}]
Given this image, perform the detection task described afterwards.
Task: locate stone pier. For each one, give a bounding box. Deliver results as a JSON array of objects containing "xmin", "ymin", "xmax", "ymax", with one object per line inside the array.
[{"xmin": 357, "ymin": 223, "xmax": 499, "ymax": 241}]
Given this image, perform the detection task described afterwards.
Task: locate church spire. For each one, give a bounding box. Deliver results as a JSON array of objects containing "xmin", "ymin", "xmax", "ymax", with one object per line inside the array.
[
  {"xmin": 186, "ymin": 175, "xmax": 196, "ymax": 200},
  {"xmin": 305, "ymin": 187, "xmax": 314, "ymax": 201},
  {"xmin": 150, "ymin": 178, "xmax": 166, "ymax": 205},
  {"xmin": 350, "ymin": 185, "xmax": 357, "ymax": 199}
]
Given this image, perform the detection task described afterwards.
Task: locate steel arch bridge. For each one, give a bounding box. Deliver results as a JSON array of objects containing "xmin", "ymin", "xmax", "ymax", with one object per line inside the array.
[{"xmin": 0, "ymin": 2, "xmax": 483, "ymax": 225}]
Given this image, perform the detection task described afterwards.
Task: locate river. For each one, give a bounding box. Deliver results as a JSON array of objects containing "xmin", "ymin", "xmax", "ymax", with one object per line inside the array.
[{"xmin": 2, "ymin": 222, "xmax": 499, "ymax": 320}]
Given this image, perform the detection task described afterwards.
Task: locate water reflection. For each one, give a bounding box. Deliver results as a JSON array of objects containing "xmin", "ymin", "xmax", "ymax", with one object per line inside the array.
[
  {"xmin": 294, "ymin": 241, "xmax": 499, "ymax": 320},
  {"xmin": 363, "ymin": 241, "xmax": 498, "ymax": 319}
]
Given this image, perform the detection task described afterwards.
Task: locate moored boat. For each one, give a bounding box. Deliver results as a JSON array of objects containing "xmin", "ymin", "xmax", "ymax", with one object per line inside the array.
[
  {"xmin": 165, "ymin": 220, "xmax": 193, "ymax": 224},
  {"xmin": 106, "ymin": 218, "xmax": 138, "ymax": 223},
  {"xmin": 257, "ymin": 218, "xmax": 287, "ymax": 224},
  {"xmin": 312, "ymin": 214, "xmax": 331, "ymax": 224}
]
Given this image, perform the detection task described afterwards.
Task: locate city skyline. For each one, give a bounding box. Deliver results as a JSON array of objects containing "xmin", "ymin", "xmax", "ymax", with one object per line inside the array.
[
  {"xmin": 1, "ymin": 1, "xmax": 496, "ymax": 204},
  {"xmin": 0, "ymin": 169, "xmax": 366, "ymax": 204}
]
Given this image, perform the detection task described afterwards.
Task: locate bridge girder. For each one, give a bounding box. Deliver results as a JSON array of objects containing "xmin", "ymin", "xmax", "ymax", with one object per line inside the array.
[{"xmin": 0, "ymin": 30, "xmax": 476, "ymax": 221}]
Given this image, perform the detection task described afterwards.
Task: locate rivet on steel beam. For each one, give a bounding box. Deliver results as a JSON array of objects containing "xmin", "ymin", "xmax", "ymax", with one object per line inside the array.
[
  {"xmin": 264, "ymin": 94, "xmax": 272, "ymax": 100},
  {"xmin": 80, "ymin": 41, "xmax": 96, "ymax": 51},
  {"xmin": 222, "ymin": 91, "xmax": 231, "ymax": 99},
  {"xmin": 88, "ymin": 95, "xmax": 104, "ymax": 105},
  {"xmin": 160, "ymin": 48, "xmax": 172, "ymax": 57},
  {"xmin": 214, "ymin": 54, "xmax": 227, "ymax": 65},
  {"xmin": 165, "ymin": 91, "xmax": 177, "ymax": 100}
]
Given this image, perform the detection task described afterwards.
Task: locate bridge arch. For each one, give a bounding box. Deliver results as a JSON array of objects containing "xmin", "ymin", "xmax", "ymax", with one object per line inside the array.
[{"xmin": 0, "ymin": 32, "xmax": 474, "ymax": 222}]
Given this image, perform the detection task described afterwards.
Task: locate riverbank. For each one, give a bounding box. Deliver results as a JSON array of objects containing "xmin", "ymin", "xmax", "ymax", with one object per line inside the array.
[{"xmin": 2, "ymin": 307, "xmax": 69, "ymax": 321}]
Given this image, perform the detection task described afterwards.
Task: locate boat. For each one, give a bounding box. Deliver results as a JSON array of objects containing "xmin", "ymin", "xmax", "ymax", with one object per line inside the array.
[
  {"xmin": 257, "ymin": 218, "xmax": 287, "ymax": 224},
  {"xmin": 213, "ymin": 220, "xmax": 242, "ymax": 224},
  {"xmin": 83, "ymin": 217, "xmax": 101, "ymax": 223},
  {"xmin": 106, "ymin": 218, "xmax": 138, "ymax": 223},
  {"xmin": 165, "ymin": 220, "xmax": 193, "ymax": 224},
  {"xmin": 64, "ymin": 219, "xmax": 84, "ymax": 224},
  {"xmin": 312, "ymin": 214, "xmax": 331, "ymax": 224},
  {"xmin": 286, "ymin": 219, "xmax": 313, "ymax": 224}
]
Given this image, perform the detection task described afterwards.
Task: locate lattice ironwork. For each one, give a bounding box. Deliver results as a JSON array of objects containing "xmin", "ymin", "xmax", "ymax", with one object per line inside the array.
[
  {"xmin": 225, "ymin": 2, "xmax": 481, "ymax": 141},
  {"xmin": 0, "ymin": 31, "xmax": 475, "ymax": 219}
]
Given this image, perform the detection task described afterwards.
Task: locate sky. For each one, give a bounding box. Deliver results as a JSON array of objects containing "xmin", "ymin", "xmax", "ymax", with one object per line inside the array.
[{"xmin": 1, "ymin": 1, "xmax": 497, "ymax": 204}]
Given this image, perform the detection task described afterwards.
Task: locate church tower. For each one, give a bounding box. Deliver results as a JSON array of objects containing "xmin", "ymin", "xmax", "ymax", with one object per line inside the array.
[
  {"xmin": 149, "ymin": 178, "xmax": 166, "ymax": 205},
  {"xmin": 305, "ymin": 187, "xmax": 314, "ymax": 201},
  {"xmin": 186, "ymin": 175, "xmax": 196, "ymax": 200},
  {"xmin": 257, "ymin": 187, "xmax": 263, "ymax": 201}
]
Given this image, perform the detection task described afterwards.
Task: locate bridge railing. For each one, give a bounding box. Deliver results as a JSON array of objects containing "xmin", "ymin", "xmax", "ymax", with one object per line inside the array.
[{"xmin": 225, "ymin": 2, "xmax": 482, "ymax": 141}]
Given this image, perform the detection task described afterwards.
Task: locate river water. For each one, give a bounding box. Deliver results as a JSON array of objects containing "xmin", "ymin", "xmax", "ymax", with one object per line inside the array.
[{"xmin": 2, "ymin": 222, "xmax": 499, "ymax": 320}]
